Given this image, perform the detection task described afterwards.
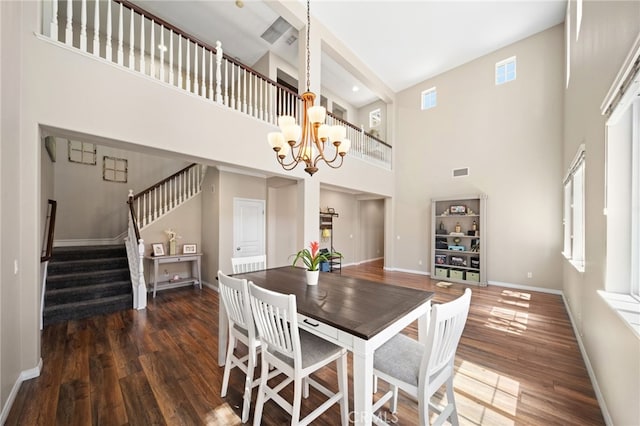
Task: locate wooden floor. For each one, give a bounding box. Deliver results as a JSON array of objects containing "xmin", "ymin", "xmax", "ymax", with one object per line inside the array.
[{"xmin": 6, "ymin": 260, "xmax": 604, "ymax": 425}]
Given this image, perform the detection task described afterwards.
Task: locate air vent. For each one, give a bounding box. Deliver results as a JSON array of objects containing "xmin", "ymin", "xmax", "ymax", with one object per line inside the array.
[
  {"xmin": 452, "ymin": 167, "xmax": 469, "ymax": 178},
  {"xmin": 261, "ymin": 16, "xmax": 292, "ymax": 44}
]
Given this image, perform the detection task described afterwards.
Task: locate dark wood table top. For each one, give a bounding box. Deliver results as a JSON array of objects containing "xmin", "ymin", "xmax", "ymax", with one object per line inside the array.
[{"xmin": 233, "ymin": 266, "xmax": 434, "ymax": 340}]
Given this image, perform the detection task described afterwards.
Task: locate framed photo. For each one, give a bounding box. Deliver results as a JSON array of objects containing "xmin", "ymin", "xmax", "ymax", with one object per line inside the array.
[
  {"xmin": 183, "ymin": 244, "xmax": 197, "ymax": 254},
  {"xmin": 152, "ymin": 243, "xmax": 165, "ymax": 257},
  {"xmin": 450, "ymin": 205, "xmax": 466, "ymax": 215}
]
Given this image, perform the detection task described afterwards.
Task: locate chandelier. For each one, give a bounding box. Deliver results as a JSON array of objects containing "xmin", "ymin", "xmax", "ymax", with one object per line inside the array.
[{"xmin": 267, "ymin": 0, "xmax": 350, "ymax": 176}]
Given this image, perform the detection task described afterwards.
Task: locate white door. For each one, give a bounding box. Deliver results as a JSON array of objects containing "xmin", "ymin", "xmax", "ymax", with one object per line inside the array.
[{"xmin": 233, "ymin": 198, "xmax": 265, "ymax": 257}]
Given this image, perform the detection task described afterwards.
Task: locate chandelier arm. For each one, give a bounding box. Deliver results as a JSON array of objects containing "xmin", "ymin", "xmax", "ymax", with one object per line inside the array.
[
  {"xmin": 312, "ymin": 139, "xmax": 340, "ymax": 167},
  {"xmin": 277, "ymin": 154, "xmax": 302, "ymax": 171},
  {"xmin": 316, "ymin": 154, "xmax": 345, "ymax": 170}
]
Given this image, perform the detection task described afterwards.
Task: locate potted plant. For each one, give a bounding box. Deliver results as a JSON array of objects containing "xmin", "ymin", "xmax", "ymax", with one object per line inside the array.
[{"xmin": 292, "ymin": 241, "xmax": 341, "ymax": 285}]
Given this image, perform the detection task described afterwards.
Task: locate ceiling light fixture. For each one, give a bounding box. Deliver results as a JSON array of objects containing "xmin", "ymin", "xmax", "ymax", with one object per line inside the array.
[{"xmin": 267, "ymin": 0, "xmax": 349, "ymax": 176}]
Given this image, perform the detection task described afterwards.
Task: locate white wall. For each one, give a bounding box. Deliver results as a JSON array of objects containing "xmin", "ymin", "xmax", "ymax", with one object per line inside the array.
[
  {"xmin": 52, "ymin": 139, "xmax": 190, "ymax": 240},
  {"xmin": 267, "ymin": 183, "xmax": 298, "ymax": 268},
  {"xmin": 563, "ymin": 2, "xmax": 640, "ymax": 425},
  {"xmin": 394, "ymin": 25, "xmax": 564, "ymax": 288},
  {"xmin": 359, "ymin": 199, "xmax": 385, "ymax": 261}
]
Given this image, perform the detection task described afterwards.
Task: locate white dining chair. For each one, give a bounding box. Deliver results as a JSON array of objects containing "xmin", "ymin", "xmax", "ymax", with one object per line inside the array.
[
  {"xmin": 372, "ymin": 288, "xmax": 472, "ymax": 426},
  {"xmin": 248, "ymin": 281, "xmax": 349, "ymax": 426},
  {"xmin": 231, "ymin": 255, "xmax": 267, "ymax": 274},
  {"xmin": 218, "ymin": 270, "xmax": 262, "ymax": 423}
]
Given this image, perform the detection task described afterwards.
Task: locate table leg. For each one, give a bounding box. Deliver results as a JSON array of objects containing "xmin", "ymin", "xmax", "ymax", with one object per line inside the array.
[
  {"xmin": 352, "ymin": 341, "xmax": 374, "ymax": 426},
  {"xmin": 153, "ymin": 260, "xmax": 159, "ymax": 298},
  {"xmin": 196, "ymin": 257, "xmax": 202, "ymax": 290}
]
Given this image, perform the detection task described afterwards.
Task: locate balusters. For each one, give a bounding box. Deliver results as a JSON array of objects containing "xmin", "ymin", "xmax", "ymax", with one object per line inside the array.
[
  {"xmin": 215, "ymin": 41, "xmax": 223, "ymax": 104},
  {"xmin": 128, "ymin": 8, "xmax": 135, "ymax": 69},
  {"xmin": 106, "ymin": 0, "xmax": 112, "ymax": 61},
  {"xmin": 179, "ymin": 173, "xmax": 184, "ymax": 203},
  {"xmin": 50, "ymin": 0, "xmax": 58, "ymax": 41},
  {"xmin": 117, "ymin": 3, "xmax": 124, "ymax": 65},
  {"xmin": 193, "ymin": 42, "xmax": 199, "ymax": 95},
  {"xmin": 248, "ymin": 73, "xmax": 253, "ymax": 116},
  {"xmin": 154, "ymin": 187, "xmax": 158, "ymax": 221},
  {"xmin": 224, "ymin": 59, "xmax": 229, "ymax": 106},
  {"xmin": 186, "ymin": 39, "xmax": 191, "ymax": 92},
  {"xmin": 92, "ymin": 0, "xmax": 99, "ymax": 55},
  {"xmin": 65, "ymin": 0, "xmax": 73, "ymax": 45},
  {"xmin": 201, "ymin": 46, "xmax": 206, "ymax": 97},
  {"xmin": 208, "ymin": 50, "xmax": 214, "ymax": 100},
  {"xmin": 169, "ymin": 30, "xmax": 174, "ymax": 86},
  {"xmin": 243, "ymin": 68, "xmax": 247, "ymax": 113},
  {"xmin": 178, "ymin": 35, "xmax": 183, "ymax": 89},
  {"xmin": 160, "ymin": 28, "xmax": 165, "ymax": 82},
  {"xmin": 146, "ymin": 192, "xmax": 152, "ymax": 225},
  {"xmin": 140, "ymin": 15, "xmax": 145, "ymax": 73},
  {"xmin": 80, "ymin": 0, "xmax": 87, "ymax": 50},
  {"xmin": 150, "ymin": 21, "xmax": 155, "ymax": 78}
]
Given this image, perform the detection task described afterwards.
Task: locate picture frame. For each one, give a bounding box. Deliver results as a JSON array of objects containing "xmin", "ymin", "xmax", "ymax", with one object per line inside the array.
[
  {"xmin": 152, "ymin": 243, "xmax": 165, "ymax": 257},
  {"xmin": 449, "ymin": 205, "xmax": 466, "ymax": 215},
  {"xmin": 183, "ymin": 244, "xmax": 197, "ymax": 254}
]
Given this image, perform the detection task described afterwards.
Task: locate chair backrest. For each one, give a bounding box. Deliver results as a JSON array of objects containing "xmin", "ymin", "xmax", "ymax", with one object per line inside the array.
[
  {"xmin": 421, "ymin": 288, "xmax": 472, "ymax": 379},
  {"xmin": 232, "ymin": 255, "xmax": 267, "ymax": 274},
  {"xmin": 248, "ymin": 281, "xmax": 301, "ymax": 364},
  {"xmin": 218, "ymin": 270, "xmax": 255, "ymax": 339}
]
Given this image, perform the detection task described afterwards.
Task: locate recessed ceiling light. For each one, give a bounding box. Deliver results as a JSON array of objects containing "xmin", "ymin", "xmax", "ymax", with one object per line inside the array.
[
  {"xmin": 352, "ymin": 86, "xmax": 360, "ymax": 92},
  {"xmin": 158, "ymin": 44, "xmax": 168, "ymax": 52},
  {"xmin": 235, "ymin": 0, "xmax": 244, "ymax": 8}
]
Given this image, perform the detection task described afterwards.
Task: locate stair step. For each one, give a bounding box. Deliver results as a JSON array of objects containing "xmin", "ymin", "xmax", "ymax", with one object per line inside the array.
[
  {"xmin": 45, "ymin": 281, "xmax": 131, "ymax": 304},
  {"xmin": 46, "ymin": 268, "xmax": 130, "ymax": 289},
  {"xmin": 43, "ymin": 294, "xmax": 133, "ymax": 325},
  {"xmin": 52, "ymin": 245, "xmax": 126, "ymax": 262},
  {"xmin": 47, "ymin": 257, "xmax": 129, "ymax": 275}
]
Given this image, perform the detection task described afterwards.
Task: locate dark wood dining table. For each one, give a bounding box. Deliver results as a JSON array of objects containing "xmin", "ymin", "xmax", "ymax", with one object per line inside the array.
[{"xmin": 218, "ymin": 266, "xmax": 434, "ymax": 426}]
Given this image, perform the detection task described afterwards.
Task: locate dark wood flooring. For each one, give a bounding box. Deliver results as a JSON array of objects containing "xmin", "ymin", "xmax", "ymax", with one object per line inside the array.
[{"xmin": 6, "ymin": 260, "xmax": 604, "ymax": 425}]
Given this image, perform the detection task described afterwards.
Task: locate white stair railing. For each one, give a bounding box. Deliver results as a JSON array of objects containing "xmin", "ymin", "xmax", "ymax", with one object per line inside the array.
[
  {"xmin": 41, "ymin": 0, "xmax": 392, "ymax": 170},
  {"xmin": 125, "ymin": 195, "xmax": 146, "ymax": 310},
  {"xmin": 132, "ymin": 163, "xmax": 206, "ymax": 230}
]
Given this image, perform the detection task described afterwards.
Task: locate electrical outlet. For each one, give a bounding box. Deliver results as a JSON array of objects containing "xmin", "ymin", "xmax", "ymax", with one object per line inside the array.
[
  {"xmin": 527, "ymin": 272, "xmax": 533, "ymax": 279},
  {"xmin": 418, "ymin": 260, "xmax": 423, "ymax": 265}
]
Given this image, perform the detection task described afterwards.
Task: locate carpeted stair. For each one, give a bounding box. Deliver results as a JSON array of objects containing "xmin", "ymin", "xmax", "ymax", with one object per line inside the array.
[{"xmin": 43, "ymin": 245, "xmax": 133, "ymax": 325}]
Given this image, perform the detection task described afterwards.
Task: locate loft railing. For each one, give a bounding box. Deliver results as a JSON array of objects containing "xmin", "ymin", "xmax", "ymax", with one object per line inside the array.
[
  {"xmin": 131, "ymin": 163, "xmax": 206, "ymax": 229},
  {"xmin": 326, "ymin": 112, "xmax": 392, "ymax": 169},
  {"xmin": 41, "ymin": 0, "xmax": 391, "ymax": 170}
]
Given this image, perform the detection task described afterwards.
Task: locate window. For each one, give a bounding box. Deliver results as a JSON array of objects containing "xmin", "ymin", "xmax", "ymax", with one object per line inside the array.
[
  {"xmin": 563, "ymin": 145, "xmax": 585, "ymax": 272},
  {"xmin": 495, "ymin": 56, "xmax": 516, "ymax": 85},
  {"xmin": 421, "ymin": 87, "xmax": 437, "ymax": 110},
  {"xmin": 369, "ymin": 108, "xmax": 381, "ymax": 128}
]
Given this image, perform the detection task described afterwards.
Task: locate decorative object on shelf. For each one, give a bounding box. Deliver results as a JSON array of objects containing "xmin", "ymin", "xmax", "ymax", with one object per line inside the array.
[
  {"xmin": 448, "ymin": 245, "xmax": 465, "ymax": 251},
  {"xmin": 321, "ymin": 228, "xmax": 331, "ymax": 239},
  {"xmin": 455, "ymin": 222, "xmax": 461, "ymax": 233},
  {"xmin": 165, "ymin": 228, "xmax": 180, "ymax": 256},
  {"xmin": 450, "ymin": 205, "xmax": 466, "ymax": 215},
  {"xmin": 327, "ymin": 207, "xmax": 335, "ymax": 213},
  {"xmin": 472, "ymin": 220, "xmax": 477, "ymax": 231},
  {"xmin": 450, "ymin": 256, "xmax": 467, "ymax": 267},
  {"xmin": 266, "ymin": 0, "xmax": 350, "ymax": 176},
  {"xmin": 183, "ymin": 244, "xmax": 197, "ymax": 254},
  {"xmin": 152, "ymin": 243, "xmax": 165, "ymax": 257},
  {"xmin": 435, "ymin": 254, "xmax": 447, "ymax": 264},
  {"xmin": 438, "ymin": 221, "xmax": 446, "ymax": 234},
  {"xmin": 292, "ymin": 241, "xmax": 342, "ymax": 284}
]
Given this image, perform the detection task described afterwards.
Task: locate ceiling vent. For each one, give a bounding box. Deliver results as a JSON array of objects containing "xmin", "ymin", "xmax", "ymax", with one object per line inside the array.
[
  {"xmin": 261, "ymin": 17, "xmax": 292, "ymax": 44},
  {"xmin": 452, "ymin": 167, "xmax": 469, "ymax": 178}
]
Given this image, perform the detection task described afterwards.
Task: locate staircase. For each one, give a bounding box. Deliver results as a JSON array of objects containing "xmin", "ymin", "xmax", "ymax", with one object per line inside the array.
[{"xmin": 43, "ymin": 245, "xmax": 132, "ymax": 325}]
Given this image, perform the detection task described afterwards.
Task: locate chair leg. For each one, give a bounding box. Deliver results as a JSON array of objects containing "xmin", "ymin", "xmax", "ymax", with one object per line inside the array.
[
  {"xmin": 221, "ymin": 334, "xmax": 236, "ymax": 397},
  {"xmin": 252, "ymin": 356, "xmax": 269, "ymax": 426},
  {"xmin": 241, "ymin": 346, "xmax": 257, "ymax": 423},
  {"xmin": 390, "ymin": 384, "xmax": 399, "ymax": 414},
  {"xmin": 446, "ymin": 376, "xmax": 459, "ymax": 426},
  {"xmin": 303, "ymin": 377, "xmax": 310, "ymax": 399},
  {"xmin": 292, "ymin": 375, "xmax": 303, "ymax": 425},
  {"xmin": 337, "ymin": 353, "xmax": 349, "ymax": 426}
]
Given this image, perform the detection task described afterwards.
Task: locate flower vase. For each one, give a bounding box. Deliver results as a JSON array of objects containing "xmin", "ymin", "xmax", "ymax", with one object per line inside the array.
[
  {"xmin": 306, "ymin": 269, "xmax": 319, "ymax": 286},
  {"xmin": 169, "ymin": 240, "xmax": 176, "ymax": 255}
]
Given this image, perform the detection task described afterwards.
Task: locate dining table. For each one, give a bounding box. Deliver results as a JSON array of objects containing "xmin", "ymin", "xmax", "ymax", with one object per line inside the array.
[{"xmin": 219, "ymin": 266, "xmax": 434, "ymax": 426}]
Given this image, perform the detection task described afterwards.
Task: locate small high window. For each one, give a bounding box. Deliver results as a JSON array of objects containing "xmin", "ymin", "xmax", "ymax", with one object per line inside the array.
[
  {"xmin": 495, "ymin": 57, "xmax": 516, "ymax": 85},
  {"xmin": 421, "ymin": 87, "xmax": 437, "ymax": 110}
]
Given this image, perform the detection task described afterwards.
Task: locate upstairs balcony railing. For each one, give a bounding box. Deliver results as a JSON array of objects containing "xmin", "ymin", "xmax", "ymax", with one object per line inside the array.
[{"xmin": 42, "ymin": 0, "xmax": 391, "ymax": 170}]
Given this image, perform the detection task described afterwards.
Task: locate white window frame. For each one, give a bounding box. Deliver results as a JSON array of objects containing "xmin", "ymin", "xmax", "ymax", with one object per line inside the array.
[
  {"xmin": 421, "ymin": 87, "xmax": 437, "ymax": 110},
  {"xmin": 565, "ymin": 1, "xmax": 571, "ymax": 88},
  {"xmin": 369, "ymin": 108, "xmax": 381, "ymax": 128},
  {"xmin": 495, "ymin": 56, "xmax": 516, "ymax": 85},
  {"xmin": 563, "ymin": 145, "xmax": 585, "ymax": 272}
]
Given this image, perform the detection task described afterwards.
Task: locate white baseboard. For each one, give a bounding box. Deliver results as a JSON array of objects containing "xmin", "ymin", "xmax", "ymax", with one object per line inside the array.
[
  {"xmin": 487, "ymin": 280, "xmax": 563, "ymax": 295},
  {"xmin": 561, "ymin": 294, "xmax": 613, "ymax": 426},
  {"xmin": 383, "ymin": 266, "xmax": 430, "ymax": 276},
  {"xmin": 202, "ymin": 280, "xmax": 218, "ymax": 291},
  {"xmin": 54, "ymin": 233, "xmax": 126, "ymax": 247},
  {"xmin": 0, "ymin": 358, "xmax": 42, "ymax": 424}
]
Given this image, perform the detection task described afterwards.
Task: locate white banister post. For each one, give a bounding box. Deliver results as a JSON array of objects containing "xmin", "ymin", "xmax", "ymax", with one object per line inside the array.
[
  {"xmin": 106, "ymin": 0, "xmax": 112, "ymax": 61},
  {"xmin": 224, "ymin": 59, "xmax": 229, "ymax": 106},
  {"xmin": 201, "ymin": 46, "xmax": 206, "ymax": 97},
  {"xmin": 92, "ymin": 0, "xmax": 100, "ymax": 56},
  {"xmin": 159, "ymin": 26, "xmax": 165, "ymax": 82},
  {"xmin": 178, "ymin": 35, "xmax": 183, "ymax": 89},
  {"xmin": 169, "ymin": 30, "xmax": 174, "ymax": 85},
  {"xmin": 140, "ymin": 15, "xmax": 146, "ymax": 74},
  {"xmin": 50, "ymin": 0, "xmax": 58, "ymax": 41},
  {"xmin": 136, "ymin": 239, "xmax": 147, "ymax": 310},
  {"xmin": 194, "ymin": 43, "xmax": 199, "ymax": 95},
  {"xmin": 186, "ymin": 40, "xmax": 191, "ymax": 92},
  {"xmin": 150, "ymin": 20, "xmax": 155, "ymax": 78},
  {"xmin": 65, "ymin": 0, "xmax": 73, "ymax": 45},
  {"xmin": 208, "ymin": 51, "xmax": 214, "ymax": 100},
  {"xmin": 80, "ymin": 0, "xmax": 87, "ymax": 51},
  {"xmin": 216, "ymin": 41, "xmax": 223, "ymax": 104},
  {"xmin": 128, "ymin": 8, "xmax": 135, "ymax": 69}
]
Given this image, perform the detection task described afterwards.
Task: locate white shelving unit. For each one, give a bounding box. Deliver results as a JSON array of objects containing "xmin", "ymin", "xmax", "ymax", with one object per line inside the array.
[{"xmin": 431, "ymin": 195, "xmax": 487, "ymax": 286}]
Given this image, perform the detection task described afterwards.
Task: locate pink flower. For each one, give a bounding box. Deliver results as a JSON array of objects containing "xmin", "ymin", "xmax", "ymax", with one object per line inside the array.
[{"xmin": 310, "ymin": 241, "xmax": 319, "ymax": 258}]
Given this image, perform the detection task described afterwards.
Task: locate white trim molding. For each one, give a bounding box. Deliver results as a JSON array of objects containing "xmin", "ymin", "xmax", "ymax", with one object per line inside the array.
[{"xmin": 0, "ymin": 358, "xmax": 43, "ymax": 424}]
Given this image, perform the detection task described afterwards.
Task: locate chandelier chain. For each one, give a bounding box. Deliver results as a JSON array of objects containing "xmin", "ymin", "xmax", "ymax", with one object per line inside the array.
[{"xmin": 306, "ymin": 0, "xmax": 311, "ymax": 92}]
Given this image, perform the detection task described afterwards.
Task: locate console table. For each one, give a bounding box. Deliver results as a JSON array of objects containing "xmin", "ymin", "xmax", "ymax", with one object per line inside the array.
[{"xmin": 145, "ymin": 253, "xmax": 202, "ymax": 298}]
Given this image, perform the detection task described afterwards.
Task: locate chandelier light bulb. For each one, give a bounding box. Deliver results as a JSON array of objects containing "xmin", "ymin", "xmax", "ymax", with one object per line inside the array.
[{"xmin": 308, "ymin": 106, "xmax": 326, "ymax": 124}]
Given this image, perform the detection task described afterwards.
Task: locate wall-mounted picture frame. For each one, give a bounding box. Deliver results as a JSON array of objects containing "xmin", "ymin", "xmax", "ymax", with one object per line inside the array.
[
  {"xmin": 183, "ymin": 244, "xmax": 197, "ymax": 254},
  {"xmin": 449, "ymin": 205, "xmax": 466, "ymax": 215},
  {"xmin": 152, "ymin": 243, "xmax": 165, "ymax": 257}
]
